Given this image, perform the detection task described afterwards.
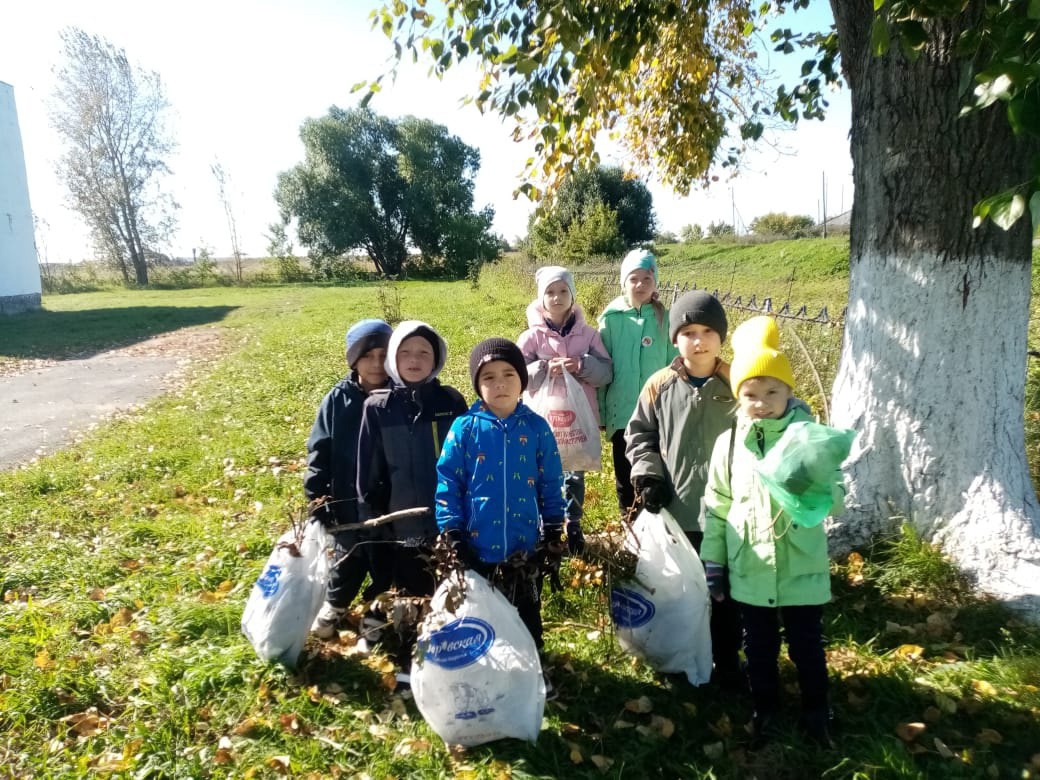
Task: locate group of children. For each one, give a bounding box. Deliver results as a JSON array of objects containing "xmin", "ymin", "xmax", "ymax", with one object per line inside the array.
[{"xmin": 302, "ymin": 248, "xmax": 845, "ymax": 746}]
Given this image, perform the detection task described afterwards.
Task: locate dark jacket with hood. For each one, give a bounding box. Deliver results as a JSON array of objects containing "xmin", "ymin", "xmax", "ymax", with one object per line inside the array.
[
  {"xmin": 356, "ymin": 320, "xmax": 468, "ymax": 540},
  {"xmin": 304, "ymin": 370, "xmax": 383, "ymax": 526}
]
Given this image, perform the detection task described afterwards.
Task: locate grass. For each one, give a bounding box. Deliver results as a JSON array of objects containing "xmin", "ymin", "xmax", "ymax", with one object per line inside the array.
[{"xmin": 1, "ymin": 248, "xmax": 1039, "ymax": 778}]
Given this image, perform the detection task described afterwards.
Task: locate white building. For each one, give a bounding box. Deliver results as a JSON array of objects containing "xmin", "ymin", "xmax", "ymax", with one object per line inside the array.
[{"xmin": 0, "ymin": 81, "xmax": 41, "ymax": 314}]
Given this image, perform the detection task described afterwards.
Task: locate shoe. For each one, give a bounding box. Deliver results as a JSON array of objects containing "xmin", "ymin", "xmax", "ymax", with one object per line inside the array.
[
  {"xmin": 311, "ymin": 603, "xmax": 345, "ymax": 639},
  {"xmin": 395, "ymin": 672, "xmax": 412, "ymax": 694},
  {"xmin": 710, "ymin": 663, "xmax": 749, "ymax": 694},
  {"xmin": 543, "ymin": 672, "xmax": 558, "ymax": 701},
  {"xmin": 800, "ymin": 709, "xmax": 835, "ymax": 749},
  {"xmin": 360, "ymin": 615, "xmax": 385, "ymax": 643},
  {"xmin": 747, "ymin": 710, "xmax": 780, "ymax": 749}
]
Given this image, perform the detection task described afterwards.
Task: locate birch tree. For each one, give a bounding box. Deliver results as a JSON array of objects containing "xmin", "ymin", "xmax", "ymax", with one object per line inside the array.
[{"xmin": 51, "ymin": 28, "xmax": 177, "ymax": 286}]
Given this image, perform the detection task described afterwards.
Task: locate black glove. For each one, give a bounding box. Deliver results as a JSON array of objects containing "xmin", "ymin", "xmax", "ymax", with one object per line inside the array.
[
  {"xmin": 705, "ymin": 561, "xmax": 729, "ymax": 602},
  {"xmin": 565, "ymin": 520, "xmax": 585, "ymax": 556},
  {"xmin": 634, "ymin": 476, "xmax": 672, "ymax": 514},
  {"xmin": 444, "ymin": 528, "xmax": 479, "ymax": 569},
  {"xmin": 539, "ymin": 521, "xmax": 565, "ymax": 591}
]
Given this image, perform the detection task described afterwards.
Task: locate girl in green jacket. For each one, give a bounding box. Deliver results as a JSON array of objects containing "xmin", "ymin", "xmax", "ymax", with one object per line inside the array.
[
  {"xmin": 702, "ymin": 316, "xmax": 845, "ymax": 748},
  {"xmin": 597, "ymin": 249, "xmax": 676, "ymax": 514}
]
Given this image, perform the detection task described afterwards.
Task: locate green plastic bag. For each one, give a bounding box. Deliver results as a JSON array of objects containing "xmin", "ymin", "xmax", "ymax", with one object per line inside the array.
[{"xmin": 755, "ymin": 421, "xmax": 856, "ymax": 528}]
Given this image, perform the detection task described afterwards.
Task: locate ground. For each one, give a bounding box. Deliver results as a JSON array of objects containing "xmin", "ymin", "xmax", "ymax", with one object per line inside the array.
[{"xmin": 0, "ymin": 326, "xmax": 225, "ymax": 470}]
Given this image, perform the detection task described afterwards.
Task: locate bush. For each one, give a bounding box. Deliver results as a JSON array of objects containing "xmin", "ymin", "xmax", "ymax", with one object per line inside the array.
[{"xmin": 750, "ymin": 212, "xmax": 816, "ymax": 238}]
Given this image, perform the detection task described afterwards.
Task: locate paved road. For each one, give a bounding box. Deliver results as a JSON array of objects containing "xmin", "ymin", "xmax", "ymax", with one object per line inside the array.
[{"xmin": 0, "ymin": 352, "xmax": 182, "ymax": 470}]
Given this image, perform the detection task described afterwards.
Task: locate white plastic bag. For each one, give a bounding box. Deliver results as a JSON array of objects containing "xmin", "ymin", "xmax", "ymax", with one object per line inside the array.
[
  {"xmin": 525, "ymin": 371, "xmax": 601, "ymax": 471},
  {"xmin": 241, "ymin": 519, "xmax": 330, "ymax": 667},
  {"xmin": 411, "ymin": 570, "xmax": 545, "ymax": 747},
  {"xmin": 609, "ymin": 508, "xmax": 713, "ymax": 685}
]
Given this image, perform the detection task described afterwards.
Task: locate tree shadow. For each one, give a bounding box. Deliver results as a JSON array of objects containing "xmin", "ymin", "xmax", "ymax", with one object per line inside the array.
[{"xmin": 0, "ymin": 305, "xmax": 238, "ymax": 360}]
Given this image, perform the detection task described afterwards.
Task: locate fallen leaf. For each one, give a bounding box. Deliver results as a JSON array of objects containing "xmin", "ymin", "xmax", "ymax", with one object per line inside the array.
[
  {"xmin": 709, "ymin": 714, "xmax": 732, "ymax": 739},
  {"xmin": 88, "ymin": 588, "xmax": 106, "ymax": 601},
  {"xmin": 34, "ymin": 649, "xmax": 55, "ymax": 670},
  {"xmin": 934, "ymin": 737, "xmax": 954, "ymax": 759},
  {"xmin": 624, "ymin": 696, "xmax": 653, "ymax": 714},
  {"xmin": 394, "ymin": 737, "xmax": 431, "ymax": 756},
  {"xmin": 971, "ymin": 679, "xmax": 998, "ymax": 697},
  {"xmin": 612, "ymin": 719, "xmax": 635, "ymax": 729},
  {"xmin": 682, "ymin": 702, "xmax": 697, "ymax": 716},
  {"xmin": 567, "ymin": 741, "xmax": 583, "ymax": 764},
  {"xmin": 895, "ymin": 644, "xmax": 925, "ymax": 661},
  {"xmin": 589, "ymin": 755, "xmax": 614, "ymax": 771},
  {"xmin": 975, "ymin": 728, "xmax": 1003, "ymax": 745},
  {"xmin": 213, "ymin": 747, "xmax": 234, "ymax": 765},
  {"xmin": 895, "ymin": 722, "xmax": 927, "ymax": 742},
  {"xmin": 650, "ymin": 715, "xmax": 675, "ymax": 738},
  {"xmin": 231, "ymin": 717, "xmax": 260, "ymax": 736},
  {"xmin": 265, "ymin": 755, "xmax": 290, "ymax": 773},
  {"xmin": 1030, "ymin": 753, "xmax": 1040, "ymax": 769},
  {"xmin": 703, "ymin": 741, "xmax": 725, "ymax": 760},
  {"xmin": 922, "ymin": 706, "xmax": 941, "ymax": 724},
  {"xmin": 935, "ymin": 693, "xmax": 958, "ymax": 714}
]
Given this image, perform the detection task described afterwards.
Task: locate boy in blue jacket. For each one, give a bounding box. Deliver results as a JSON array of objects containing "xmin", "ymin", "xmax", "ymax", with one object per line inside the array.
[
  {"xmin": 435, "ymin": 337, "xmax": 567, "ymax": 649},
  {"xmin": 305, "ymin": 318, "xmax": 392, "ymax": 639}
]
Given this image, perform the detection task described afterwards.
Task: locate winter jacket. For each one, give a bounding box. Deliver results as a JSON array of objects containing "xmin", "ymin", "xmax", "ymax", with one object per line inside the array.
[
  {"xmin": 625, "ymin": 357, "xmax": 736, "ymax": 532},
  {"xmin": 304, "ymin": 371, "xmax": 382, "ymax": 526},
  {"xmin": 357, "ymin": 321, "xmax": 468, "ymax": 540},
  {"xmin": 597, "ymin": 295, "xmax": 677, "ymax": 432},
  {"xmin": 516, "ymin": 301, "xmax": 613, "ymax": 425},
  {"xmin": 701, "ymin": 402, "xmax": 845, "ymax": 608},
  {"xmin": 435, "ymin": 401, "xmax": 567, "ymax": 564}
]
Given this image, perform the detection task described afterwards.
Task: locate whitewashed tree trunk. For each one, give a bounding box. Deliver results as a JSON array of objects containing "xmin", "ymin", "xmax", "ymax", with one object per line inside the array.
[{"xmin": 828, "ymin": 2, "xmax": 1040, "ymax": 614}]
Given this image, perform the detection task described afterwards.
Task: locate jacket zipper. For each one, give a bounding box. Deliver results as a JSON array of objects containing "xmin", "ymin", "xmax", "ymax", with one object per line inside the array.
[{"xmin": 499, "ymin": 418, "xmax": 508, "ymax": 555}]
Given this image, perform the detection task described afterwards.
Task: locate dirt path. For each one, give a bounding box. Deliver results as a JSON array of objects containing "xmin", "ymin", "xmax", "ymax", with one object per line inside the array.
[{"xmin": 0, "ymin": 327, "xmax": 226, "ymax": 470}]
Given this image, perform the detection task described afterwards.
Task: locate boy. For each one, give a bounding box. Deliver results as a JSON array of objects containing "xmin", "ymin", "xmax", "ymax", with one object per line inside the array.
[
  {"xmin": 356, "ymin": 321, "xmax": 468, "ymax": 673},
  {"xmin": 624, "ymin": 290, "xmax": 743, "ymax": 687},
  {"xmin": 305, "ymin": 318, "xmax": 392, "ymax": 639},
  {"xmin": 435, "ymin": 337, "xmax": 567, "ymax": 650},
  {"xmin": 701, "ymin": 316, "xmax": 845, "ymax": 746}
]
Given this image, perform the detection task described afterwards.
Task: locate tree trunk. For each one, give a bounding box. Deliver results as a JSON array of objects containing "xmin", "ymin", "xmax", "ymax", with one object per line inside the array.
[{"xmin": 829, "ymin": 1, "xmax": 1040, "ymax": 614}]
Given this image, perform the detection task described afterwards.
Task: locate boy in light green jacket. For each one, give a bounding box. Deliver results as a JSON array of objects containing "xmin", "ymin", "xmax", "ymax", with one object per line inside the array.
[{"xmin": 701, "ymin": 316, "xmax": 845, "ymax": 747}]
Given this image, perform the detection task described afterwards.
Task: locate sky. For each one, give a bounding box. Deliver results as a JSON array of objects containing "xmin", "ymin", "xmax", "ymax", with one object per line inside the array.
[{"xmin": 0, "ymin": 0, "xmax": 852, "ymax": 263}]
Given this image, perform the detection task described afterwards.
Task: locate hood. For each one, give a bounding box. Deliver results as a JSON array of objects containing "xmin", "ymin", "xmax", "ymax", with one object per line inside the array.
[
  {"xmin": 385, "ymin": 319, "xmax": 449, "ymax": 387},
  {"xmin": 525, "ymin": 300, "xmax": 590, "ymax": 329}
]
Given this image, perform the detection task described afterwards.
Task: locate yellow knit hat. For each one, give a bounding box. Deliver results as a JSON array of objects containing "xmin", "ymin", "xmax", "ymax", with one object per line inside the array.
[{"xmin": 728, "ymin": 315, "xmax": 795, "ymax": 393}]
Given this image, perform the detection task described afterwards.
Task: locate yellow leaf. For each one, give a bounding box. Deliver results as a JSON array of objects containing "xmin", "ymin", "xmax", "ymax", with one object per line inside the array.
[
  {"xmin": 567, "ymin": 741, "xmax": 583, "ymax": 764},
  {"xmin": 110, "ymin": 607, "xmax": 134, "ymax": 627},
  {"xmin": 34, "ymin": 649, "xmax": 55, "ymax": 670},
  {"xmin": 650, "ymin": 715, "xmax": 675, "ymax": 738},
  {"xmin": 490, "ymin": 759, "xmax": 512, "ymax": 779},
  {"xmin": 624, "ymin": 696, "xmax": 653, "ymax": 713},
  {"xmin": 589, "ymin": 755, "xmax": 614, "ymax": 771},
  {"xmin": 971, "ymin": 679, "xmax": 998, "ymax": 697},
  {"xmin": 895, "ymin": 722, "xmax": 926, "ymax": 742},
  {"xmin": 975, "ymin": 728, "xmax": 1003, "ymax": 744},
  {"xmin": 895, "ymin": 644, "xmax": 925, "ymax": 660}
]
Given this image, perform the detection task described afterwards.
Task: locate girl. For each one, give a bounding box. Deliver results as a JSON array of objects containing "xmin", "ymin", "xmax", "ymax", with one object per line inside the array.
[
  {"xmin": 517, "ymin": 266, "xmax": 612, "ymax": 553},
  {"xmin": 597, "ymin": 249, "xmax": 676, "ymax": 515}
]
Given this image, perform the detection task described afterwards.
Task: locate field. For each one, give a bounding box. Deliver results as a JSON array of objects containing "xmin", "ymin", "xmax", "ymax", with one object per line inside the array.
[{"xmin": 1, "ymin": 245, "xmax": 1039, "ymax": 778}]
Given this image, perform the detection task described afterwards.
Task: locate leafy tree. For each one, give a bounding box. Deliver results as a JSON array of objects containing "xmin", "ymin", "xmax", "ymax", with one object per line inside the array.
[
  {"xmin": 706, "ymin": 221, "xmax": 735, "ymax": 238},
  {"xmin": 528, "ymin": 201, "xmax": 624, "ymax": 262},
  {"xmin": 655, "ymin": 230, "xmax": 679, "ymax": 244},
  {"xmin": 680, "ymin": 224, "xmax": 703, "ymax": 243},
  {"xmin": 375, "ymin": 2, "xmax": 1040, "ymax": 611},
  {"xmin": 275, "ymin": 107, "xmax": 497, "ymax": 278},
  {"xmin": 50, "ymin": 28, "xmax": 177, "ymax": 286},
  {"xmin": 749, "ymin": 212, "xmax": 815, "ymax": 238}
]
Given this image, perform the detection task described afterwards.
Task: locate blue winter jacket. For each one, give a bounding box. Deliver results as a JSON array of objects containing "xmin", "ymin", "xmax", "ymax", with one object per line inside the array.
[{"xmin": 436, "ymin": 401, "xmax": 567, "ymax": 564}]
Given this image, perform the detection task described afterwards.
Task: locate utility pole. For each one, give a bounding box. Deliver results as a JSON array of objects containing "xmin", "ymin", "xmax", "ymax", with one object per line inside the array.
[{"xmin": 821, "ymin": 171, "xmax": 828, "ymax": 239}]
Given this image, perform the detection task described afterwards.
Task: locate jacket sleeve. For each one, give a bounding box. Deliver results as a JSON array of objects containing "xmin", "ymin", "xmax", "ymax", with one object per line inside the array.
[
  {"xmin": 577, "ymin": 330, "xmax": 613, "ymax": 389},
  {"xmin": 536, "ymin": 422, "xmax": 567, "ymax": 523},
  {"xmin": 356, "ymin": 402, "xmax": 389, "ymax": 522},
  {"xmin": 303, "ymin": 390, "xmax": 335, "ymax": 502},
  {"xmin": 624, "ymin": 380, "xmax": 666, "ymax": 484},
  {"xmin": 518, "ymin": 330, "xmax": 550, "ymax": 396},
  {"xmin": 597, "ymin": 317, "xmax": 613, "ymax": 422},
  {"xmin": 700, "ymin": 430, "xmax": 734, "ymax": 566},
  {"xmin": 828, "ymin": 471, "xmax": 847, "ymax": 518},
  {"xmin": 435, "ymin": 418, "xmax": 469, "ymax": 534}
]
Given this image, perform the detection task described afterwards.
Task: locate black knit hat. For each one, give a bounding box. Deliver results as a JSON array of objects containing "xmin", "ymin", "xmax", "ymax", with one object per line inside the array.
[
  {"xmin": 469, "ymin": 337, "xmax": 529, "ymax": 397},
  {"xmin": 669, "ymin": 290, "xmax": 728, "ymax": 343}
]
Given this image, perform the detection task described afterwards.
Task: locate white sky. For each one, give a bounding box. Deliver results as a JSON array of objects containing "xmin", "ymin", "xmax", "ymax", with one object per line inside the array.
[{"xmin": 0, "ymin": 0, "xmax": 852, "ymax": 263}]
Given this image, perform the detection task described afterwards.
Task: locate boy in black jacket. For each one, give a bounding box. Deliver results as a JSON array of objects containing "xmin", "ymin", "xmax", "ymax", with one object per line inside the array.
[{"xmin": 305, "ymin": 319, "xmax": 392, "ymax": 639}]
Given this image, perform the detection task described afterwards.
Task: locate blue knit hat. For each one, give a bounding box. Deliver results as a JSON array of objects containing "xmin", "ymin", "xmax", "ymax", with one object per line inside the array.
[
  {"xmin": 345, "ymin": 319, "xmax": 392, "ymax": 367},
  {"xmin": 619, "ymin": 249, "xmax": 658, "ymax": 286}
]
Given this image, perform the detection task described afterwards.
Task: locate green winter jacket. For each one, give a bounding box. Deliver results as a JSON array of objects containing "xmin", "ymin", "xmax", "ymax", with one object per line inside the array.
[
  {"xmin": 597, "ymin": 296, "xmax": 677, "ymax": 432},
  {"xmin": 701, "ymin": 403, "xmax": 844, "ymax": 608},
  {"xmin": 624, "ymin": 357, "xmax": 736, "ymax": 532}
]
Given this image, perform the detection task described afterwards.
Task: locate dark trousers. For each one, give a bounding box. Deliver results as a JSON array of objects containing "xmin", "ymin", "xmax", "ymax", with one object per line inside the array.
[
  {"xmin": 738, "ymin": 602, "xmax": 828, "ymax": 715},
  {"xmin": 326, "ymin": 531, "xmax": 379, "ymax": 608},
  {"xmin": 387, "ymin": 544, "xmax": 436, "ymax": 670},
  {"xmin": 473, "ymin": 560, "xmax": 544, "ymax": 650},
  {"xmin": 610, "ymin": 428, "xmax": 636, "ymax": 514},
  {"xmin": 686, "ymin": 531, "xmax": 744, "ymax": 678},
  {"xmin": 564, "ymin": 470, "xmax": 585, "ymax": 524}
]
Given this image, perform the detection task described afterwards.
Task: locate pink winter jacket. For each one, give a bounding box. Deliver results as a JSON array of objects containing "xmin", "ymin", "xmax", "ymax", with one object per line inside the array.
[{"xmin": 516, "ymin": 301, "xmax": 613, "ymax": 425}]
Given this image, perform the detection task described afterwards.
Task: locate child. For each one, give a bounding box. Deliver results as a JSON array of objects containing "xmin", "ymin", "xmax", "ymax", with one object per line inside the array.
[
  {"xmin": 624, "ymin": 291, "xmax": 743, "ymax": 687},
  {"xmin": 701, "ymin": 316, "xmax": 845, "ymax": 746},
  {"xmin": 356, "ymin": 321, "xmax": 468, "ymax": 673},
  {"xmin": 517, "ymin": 266, "xmax": 612, "ymax": 554},
  {"xmin": 598, "ymin": 249, "xmax": 676, "ymax": 515},
  {"xmin": 305, "ymin": 318, "xmax": 393, "ymax": 639},
  {"xmin": 435, "ymin": 337, "xmax": 567, "ymax": 650}
]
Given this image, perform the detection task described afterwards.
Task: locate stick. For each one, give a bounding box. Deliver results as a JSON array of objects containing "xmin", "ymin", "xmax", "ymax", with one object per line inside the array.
[{"xmin": 324, "ymin": 506, "xmax": 430, "ymax": 533}]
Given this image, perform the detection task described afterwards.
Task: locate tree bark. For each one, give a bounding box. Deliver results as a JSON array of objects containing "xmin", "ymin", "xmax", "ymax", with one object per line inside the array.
[{"xmin": 829, "ymin": 1, "xmax": 1040, "ymax": 613}]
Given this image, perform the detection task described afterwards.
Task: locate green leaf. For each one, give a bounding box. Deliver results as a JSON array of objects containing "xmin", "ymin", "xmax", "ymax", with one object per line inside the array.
[
  {"xmin": 873, "ymin": 0, "xmax": 886, "ymax": 9},
  {"xmin": 990, "ymin": 192, "xmax": 1027, "ymax": 230},
  {"xmin": 973, "ymin": 74, "xmax": 1014, "ymax": 109},
  {"xmin": 1008, "ymin": 96, "xmax": 1040, "ymax": 137},
  {"xmin": 871, "ymin": 18, "xmax": 890, "ymax": 57}
]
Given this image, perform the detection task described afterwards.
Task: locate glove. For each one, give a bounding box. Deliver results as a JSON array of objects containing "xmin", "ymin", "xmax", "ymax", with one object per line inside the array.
[
  {"xmin": 565, "ymin": 520, "xmax": 585, "ymax": 556},
  {"xmin": 539, "ymin": 521, "xmax": 565, "ymax": 592},
  {"xmin": 634, "ymin": 476, "xmax": 672, "ymax": 514},
  {"xmin": 705, "ymin": 561, "xmax": 729, "ymax": 602},
  {"xmin": 444, "ymin": 528, "xmax": 479, "ymax": 569}
]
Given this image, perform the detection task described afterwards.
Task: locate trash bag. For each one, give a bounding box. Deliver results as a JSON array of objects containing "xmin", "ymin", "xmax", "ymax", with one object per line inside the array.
[
  {"xmin": 755, "ymin": 421, "xmax": 856, "ymax": 528},
  {"xmin": 411, "ymin": 570, "xmax": 545, "ymax": 747},
  {"xmin": 524, "ymin": 371, "xmax": 601, "ymax": 471},
  {"xmin": 610, "ymin": 508, "xmax": 712, "ymax": 685},
  {"xmin": 241, "ymin": 519, "xmax": 330, "ymax": 667}
]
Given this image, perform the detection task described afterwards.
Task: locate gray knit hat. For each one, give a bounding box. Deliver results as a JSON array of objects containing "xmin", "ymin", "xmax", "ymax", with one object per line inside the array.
[{"xmin": 669, "ymin": 291, "xmax": 728, "ymax": 343}]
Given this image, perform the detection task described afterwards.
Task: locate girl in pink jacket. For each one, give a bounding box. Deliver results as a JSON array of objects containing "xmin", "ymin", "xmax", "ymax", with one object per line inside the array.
[{"xmin": 517, "ymin": 266, "xmax": 613, "ymax": 554}]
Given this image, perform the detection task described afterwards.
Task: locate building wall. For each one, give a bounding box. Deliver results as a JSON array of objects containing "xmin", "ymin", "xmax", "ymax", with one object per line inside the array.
[{"xmin": 0, "ymin": 81, "xmax": 41, "ymax": 314}]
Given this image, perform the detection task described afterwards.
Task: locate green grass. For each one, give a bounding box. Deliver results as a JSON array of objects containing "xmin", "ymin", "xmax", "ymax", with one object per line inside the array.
[{"xmin": 1, "ymin": 248, "xmax": 1039, "ymax": 778}]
